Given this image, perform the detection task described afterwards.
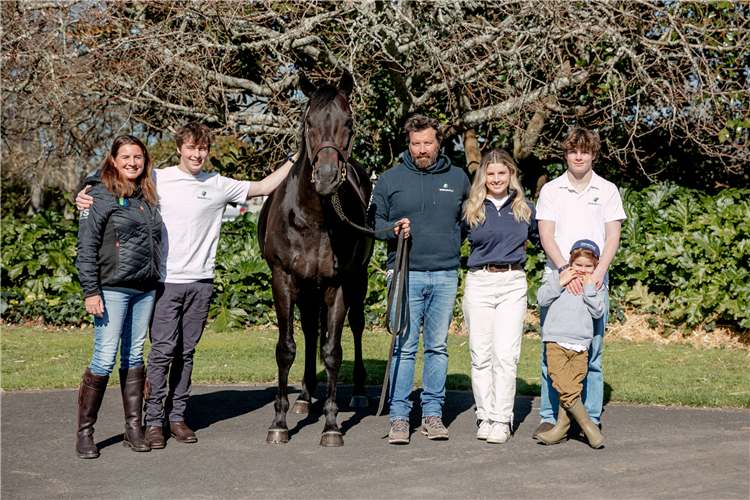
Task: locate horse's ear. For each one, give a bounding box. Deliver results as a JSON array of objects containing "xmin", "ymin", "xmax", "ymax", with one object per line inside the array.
[
  {"xmin": 339, "ymin": 70, "xmax": 354, "ymax": 97},
  {"xmin": 299, "ymin": 73, "xmax": 317, "ymax": 98}
]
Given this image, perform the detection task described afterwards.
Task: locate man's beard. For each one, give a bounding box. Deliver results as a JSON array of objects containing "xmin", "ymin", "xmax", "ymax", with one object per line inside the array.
[{"xmin": 414, "ymin": 149, "xmax": 439, "ymax": 169}]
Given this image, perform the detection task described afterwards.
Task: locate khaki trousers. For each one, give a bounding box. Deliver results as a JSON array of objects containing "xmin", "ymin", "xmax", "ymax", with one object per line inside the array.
[{"xmin": 545, "ymin": 342, "xmax": 589, "ymax": 408}]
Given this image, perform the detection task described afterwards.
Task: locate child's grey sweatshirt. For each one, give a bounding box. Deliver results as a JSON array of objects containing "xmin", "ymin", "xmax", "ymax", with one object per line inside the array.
[{"xmin": 537, "ymin": 270, "xmax": 607, "ymax": 349}]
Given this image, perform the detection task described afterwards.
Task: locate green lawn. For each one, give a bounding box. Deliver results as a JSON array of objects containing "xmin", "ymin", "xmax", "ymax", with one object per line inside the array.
[{"xmin": 2, "ymin": 325, "xmax": 748, "ymax": 408}]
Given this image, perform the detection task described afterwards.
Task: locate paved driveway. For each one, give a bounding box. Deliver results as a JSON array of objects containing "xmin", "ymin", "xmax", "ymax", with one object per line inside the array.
[{"xmin": 2, "ymin": 384, "xmax": 748, "ymax": 499}]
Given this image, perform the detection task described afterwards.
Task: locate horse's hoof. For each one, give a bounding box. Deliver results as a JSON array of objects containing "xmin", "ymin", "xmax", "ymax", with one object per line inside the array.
[
  {"xmin": 349, "ymin": 395, "xmax": 369, "ymax": 408},
  {"xmin": 290, "ymin": 400, "xmax": 310, "ymax": 414},
  {"xmin": 320, "ymin": 431, "xmax": 344, "ymax": 447},
  {"xmin": 266, "ymin": 429, "xmax": 289, "ymax": 444}
]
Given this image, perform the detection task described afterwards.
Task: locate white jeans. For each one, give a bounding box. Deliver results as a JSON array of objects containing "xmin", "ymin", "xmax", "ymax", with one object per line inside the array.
[{"xmin": 463, "ymin": 268, "xmax": 527, "ymax": 424}]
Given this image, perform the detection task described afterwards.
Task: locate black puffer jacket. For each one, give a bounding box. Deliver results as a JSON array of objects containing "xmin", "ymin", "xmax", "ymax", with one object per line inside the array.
[{"xmin": 76, "ymin": 177, "xmax": 163, "ymax": 298}]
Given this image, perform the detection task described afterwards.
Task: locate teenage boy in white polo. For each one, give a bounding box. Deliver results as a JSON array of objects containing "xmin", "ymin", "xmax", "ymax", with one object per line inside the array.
[
  {"xmin": 533, "ymin": 127, "xmax": 626, "ymax": 438},
  {"xmin": 77, "ymin": 123, "xmax": 295, "ymax": 447}
]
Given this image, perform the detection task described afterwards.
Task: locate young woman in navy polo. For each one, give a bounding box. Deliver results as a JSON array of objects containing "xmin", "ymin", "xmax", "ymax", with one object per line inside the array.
[{"xmin": 461, "ymin": 149, "xmax": 540, "ymax": 444}]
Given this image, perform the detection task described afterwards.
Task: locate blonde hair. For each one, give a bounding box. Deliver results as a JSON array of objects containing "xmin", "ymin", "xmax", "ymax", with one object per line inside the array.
[{"xmin": 463, "ymin": 149, "xmax": 532, "ymax": 229}]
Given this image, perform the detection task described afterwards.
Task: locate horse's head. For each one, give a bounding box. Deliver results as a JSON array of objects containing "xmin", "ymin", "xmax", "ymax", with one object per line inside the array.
[{"xmin": 299, "ymin": 71, "xmax": 354, "ymax": 198}]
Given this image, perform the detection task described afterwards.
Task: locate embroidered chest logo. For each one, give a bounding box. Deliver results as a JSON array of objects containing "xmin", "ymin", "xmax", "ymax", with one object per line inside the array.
[
  {"xmin": 197, "ymin": 190, "xmax": 212, "ymax": 200},
  {"xmin": 588, "ymin": 195, "xmax": 601, "ymax": 206},
  {"xmin": 438, "ymin": 183, "xmax": 454, "ymax": 193}
]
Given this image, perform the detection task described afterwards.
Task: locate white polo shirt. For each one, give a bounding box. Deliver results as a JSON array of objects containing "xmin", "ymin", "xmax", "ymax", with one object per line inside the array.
[
  {"xmin": 536, "ymin": 170, "xmax": 626, "ymax": 267},
  {"xmin": 154, "ymin": 166, "xmax": 251, "ymax": 283}
]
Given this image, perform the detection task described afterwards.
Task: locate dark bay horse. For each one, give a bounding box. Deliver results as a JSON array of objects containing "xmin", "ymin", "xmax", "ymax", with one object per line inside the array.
[{"xmin": 257, "ymin": 71, "xmax": 372, "ymax": 447}]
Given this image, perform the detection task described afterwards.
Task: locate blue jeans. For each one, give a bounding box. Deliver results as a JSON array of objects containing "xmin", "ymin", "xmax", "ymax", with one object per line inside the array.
[
  {"xmin": 89, "ymin": 288, "xmax": 155, "ymax": 377},
  {"xmin": 388, "ymin": 269, "xmax": 458, "ymax": 421},
  {"xmin": 539, "ymin": 283, "xmax": 609, "ymax": 425}
]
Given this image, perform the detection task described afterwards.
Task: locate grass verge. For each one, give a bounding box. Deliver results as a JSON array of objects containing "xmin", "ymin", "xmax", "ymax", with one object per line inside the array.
[{"xmin": 2, "ymin": 325, "xmax": 748, "ymax": 408}]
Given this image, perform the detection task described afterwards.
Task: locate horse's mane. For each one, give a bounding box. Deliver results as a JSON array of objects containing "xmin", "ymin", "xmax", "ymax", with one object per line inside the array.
[{"xmin": 296, "ymin": 84, "xmax": 344, "ymax": 139}]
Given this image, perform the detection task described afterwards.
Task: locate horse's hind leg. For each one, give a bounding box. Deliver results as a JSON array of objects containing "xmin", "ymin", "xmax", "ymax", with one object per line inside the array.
[
  {"xmin": 268, "ymin": 271, "xmax": 297, "ymax": 444},
  {"xmin": 320, "ymin": 287, "xmax": 346, "ymax": 447},
  {"xmin": 349, "ymin": 266, "xmax": 369, "ymax": 408},
  {"xmin": 290, "ymin": 295, "xmax": 319, "ymax": 414}
]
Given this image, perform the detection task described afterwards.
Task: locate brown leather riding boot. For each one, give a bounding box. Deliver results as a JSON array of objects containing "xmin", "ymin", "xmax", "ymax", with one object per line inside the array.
[
  {"xmin": 120, "ymin": 366, "xmax": 151, "ymax": 452},
  {"xmin": 76, "ymin": 368, "xmax": 108, "ymax": 459}
]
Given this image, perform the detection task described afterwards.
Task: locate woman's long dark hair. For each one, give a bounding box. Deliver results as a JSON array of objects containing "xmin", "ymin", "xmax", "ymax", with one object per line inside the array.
[{"xmin": 100, "ymin": 135, "xmax": 158, "ymax": 206}]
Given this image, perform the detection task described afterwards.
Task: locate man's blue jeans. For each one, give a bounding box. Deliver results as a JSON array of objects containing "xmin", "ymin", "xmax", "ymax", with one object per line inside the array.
[
  {"xmin": 89, "ymin": 288, "xmax": 155, "ymax": 377},
  {"xmin": 539, "ymin": 283, "xmax": 609, "ymax": 425},
  {"xmin": 388, "ymin": 269, "xmax": 458, "ymax": 421}
]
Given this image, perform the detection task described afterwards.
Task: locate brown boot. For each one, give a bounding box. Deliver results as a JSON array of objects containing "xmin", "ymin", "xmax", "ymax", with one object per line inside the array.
[
  {"xmin": 532, "ymin": 422, "xmax": 554, "ymax": 439},
  {"xmin": 170, "ymin": 421, "xmax": 197, "ymax": 443},
  {"xmin": 567, "ymin": 397, "xmax": 604, "ymax": 449},
  {"xmin": 537, "ymin": 403, "xmax": 571, "ymax": 445},
  {"xmin": 120, "ymin": 366, "xmax": 150, "ymax": 452},
  {"xmin": 144, "ymin": 425, "xmax": 166, "ymax": 449},
  {"xmin": 76, "ymin": 368, "xmax": 108, "ymax": 459}
]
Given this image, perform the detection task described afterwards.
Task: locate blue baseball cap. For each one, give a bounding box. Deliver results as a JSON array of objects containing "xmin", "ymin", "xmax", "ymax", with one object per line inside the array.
[{"xmin": 570, "ymin": 239, "xmax": 600, "ymax": 259}]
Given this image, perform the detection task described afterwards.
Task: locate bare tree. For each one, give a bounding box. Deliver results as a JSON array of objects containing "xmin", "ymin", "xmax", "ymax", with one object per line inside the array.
[{"xmin": 3, "ymin": 0, "xmax": 748, "ymax": 201}]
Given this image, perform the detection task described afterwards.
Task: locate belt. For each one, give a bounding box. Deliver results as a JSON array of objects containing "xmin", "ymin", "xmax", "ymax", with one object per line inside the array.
[{"xmin": 482, "ymin": 263, "xmax": 524, "ymax": 273}]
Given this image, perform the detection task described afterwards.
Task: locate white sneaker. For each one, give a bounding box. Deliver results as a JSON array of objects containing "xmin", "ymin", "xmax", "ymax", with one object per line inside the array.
[
  {"xmin": 476, "ymin": 420, "xmax": 491, "ymax": 440},
  {"xmin": 487, "ymin": 422, "xmax": 510, "ymax": 444}
]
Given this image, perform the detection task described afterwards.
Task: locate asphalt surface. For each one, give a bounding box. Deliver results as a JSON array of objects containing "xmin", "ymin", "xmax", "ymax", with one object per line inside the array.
[{"xmin": 2, "ymin": 384, "xmax": 749, "ymax": 499}]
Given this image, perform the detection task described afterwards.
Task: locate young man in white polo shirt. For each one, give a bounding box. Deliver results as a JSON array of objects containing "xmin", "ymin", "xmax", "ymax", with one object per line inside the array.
[
  {"xmin": 533, "ymin": 127, "xmax": 626, "ymax": 439},
  {"xmin": 77, "ymin": 123, "xmax": 295, "ymax": 447}
]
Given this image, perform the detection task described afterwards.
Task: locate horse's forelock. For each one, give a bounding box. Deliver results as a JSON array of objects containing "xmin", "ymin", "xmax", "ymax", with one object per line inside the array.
[
  {"xmin": 297, "ymin": 84, "xmax": 349, "ymax": 139},
  {"xmin": 308, "ymin": 84, "xmax": 344, "ymax": 112}
]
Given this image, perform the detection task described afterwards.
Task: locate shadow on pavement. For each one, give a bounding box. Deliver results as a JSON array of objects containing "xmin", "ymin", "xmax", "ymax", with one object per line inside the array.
[{"xmin": 186, "ymin": 387, "xmax": 278, "ymax": 432}]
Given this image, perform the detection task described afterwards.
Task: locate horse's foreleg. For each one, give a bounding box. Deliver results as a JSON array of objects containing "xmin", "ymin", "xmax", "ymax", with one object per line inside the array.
[
  {"xmin": 349, "ymin": 266, "xmax": 369, "ymax": 408},
  {"xmin": 320, "ymin": 287, "xmax": 346, "ymax": 447},
  {"xmin": 268, "ymin": 271, "xmax": 297, "ymax": 444},
  {"xmin": 291, "ymin": 295, "xmax": 319, "ymax": 414}
]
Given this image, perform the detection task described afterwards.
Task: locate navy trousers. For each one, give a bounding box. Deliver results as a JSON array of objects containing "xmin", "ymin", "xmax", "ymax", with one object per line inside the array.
[{"xmin": 144, "ymin": 281, "xmax": 213, "ymax": 426}]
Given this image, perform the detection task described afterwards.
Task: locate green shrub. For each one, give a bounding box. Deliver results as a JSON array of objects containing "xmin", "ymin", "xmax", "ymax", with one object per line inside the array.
[
  {"xmin": 612, "ymin": 184, "xmax": 750, "ymax": 329},
  {"xmin": 1, "ymin": 211, "xmax": 86, "ymax": 324}
]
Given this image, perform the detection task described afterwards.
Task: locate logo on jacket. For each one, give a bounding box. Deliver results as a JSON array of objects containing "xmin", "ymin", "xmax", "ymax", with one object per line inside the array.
[{"xmin": 439, "ymin": 183, "xmax": 454, "ymax": 193}]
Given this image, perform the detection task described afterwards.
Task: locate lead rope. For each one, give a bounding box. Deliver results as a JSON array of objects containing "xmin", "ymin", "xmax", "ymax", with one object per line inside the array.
[{"xmin": 329, "ymin": 190, "xmax": 409, "ymax": 417}]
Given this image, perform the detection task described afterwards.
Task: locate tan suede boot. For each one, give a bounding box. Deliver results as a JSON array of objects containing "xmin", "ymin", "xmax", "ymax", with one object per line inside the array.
[
  {"xmin": 567, "ymin": 397, "xmax": 604, "ymax": 449},
  {"xmin": 537, "ymin": 403, "xmax": 571, "ymax": 445}
]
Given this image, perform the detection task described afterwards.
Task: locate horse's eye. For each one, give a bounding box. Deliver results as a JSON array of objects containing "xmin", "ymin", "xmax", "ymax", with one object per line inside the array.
[{"xmin": 346, "ymin": 119, "xmax": 354, "ymax": 129}]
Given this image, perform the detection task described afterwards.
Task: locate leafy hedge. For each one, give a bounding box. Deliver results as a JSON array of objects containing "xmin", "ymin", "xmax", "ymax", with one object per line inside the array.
[
  {"xmin": 612, "ymin": 184, "xmax": 749, "ymax": 331},
  {"xmin": 2, "ymin": 185, "xmax": 748, "ymax": 332}
]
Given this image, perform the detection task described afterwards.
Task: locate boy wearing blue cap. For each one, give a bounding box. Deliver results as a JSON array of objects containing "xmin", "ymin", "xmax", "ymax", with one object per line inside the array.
[{"xmin": 535, "ymin": 239, "xmax": 606, "ymax": 448}]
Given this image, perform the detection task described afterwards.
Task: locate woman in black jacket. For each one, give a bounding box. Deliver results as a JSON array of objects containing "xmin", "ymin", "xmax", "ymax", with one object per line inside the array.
[{"xmin": 74, "ymin": 135, "xmax": 162, "ymax": 459}]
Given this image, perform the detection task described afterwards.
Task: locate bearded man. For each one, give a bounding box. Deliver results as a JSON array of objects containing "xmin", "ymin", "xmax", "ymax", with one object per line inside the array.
[{"xmin": 367, "ymin": 114, "xmax": 470, "ymax": 444}]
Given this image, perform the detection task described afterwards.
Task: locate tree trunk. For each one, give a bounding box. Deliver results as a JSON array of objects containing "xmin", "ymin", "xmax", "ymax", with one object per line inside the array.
[
  {"xmin": 26, "ymin": 179, "xmax": 44, "ymax": 216},
  {"xmin": 463, "ymin": 128, "xmax": 481, "ymax": 173}
]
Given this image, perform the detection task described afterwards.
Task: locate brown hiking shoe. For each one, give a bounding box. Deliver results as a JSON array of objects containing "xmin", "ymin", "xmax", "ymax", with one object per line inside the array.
[
  {"xmin": 389, "ymin": 419, "xmax": 410, "ymax": 444},
  {"xmin": 420, "ymin": 416, "xmax": 449, "ymax": 440}
]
